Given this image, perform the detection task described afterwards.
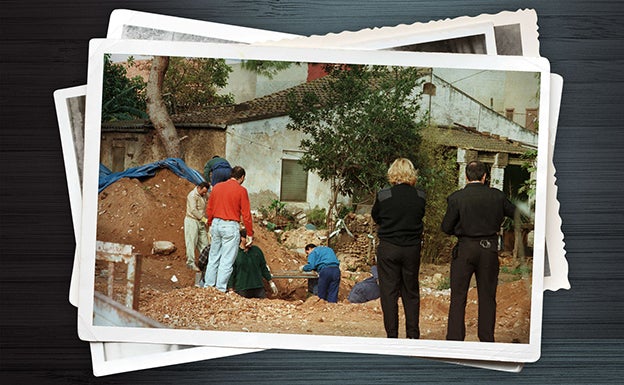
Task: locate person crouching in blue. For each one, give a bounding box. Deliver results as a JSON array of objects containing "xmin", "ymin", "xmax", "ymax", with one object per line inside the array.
[
  {"xmin": 300, "ymin": 244, "xmax": 341, "ymax": 303},
  {"xmin": 348, "ymin": 265, "xmax": 380, "ymax": 304}
]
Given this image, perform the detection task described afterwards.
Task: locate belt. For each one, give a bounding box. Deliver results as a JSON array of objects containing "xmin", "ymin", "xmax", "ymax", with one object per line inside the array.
[{"xmin": 458, "ymin": 236, "xmax": 497, "ymax": 249}]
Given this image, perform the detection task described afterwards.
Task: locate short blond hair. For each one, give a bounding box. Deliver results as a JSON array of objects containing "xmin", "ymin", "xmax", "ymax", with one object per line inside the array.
[{"xmin": 387, "ymin": 158, "xmax": 417, "ymax": 186}]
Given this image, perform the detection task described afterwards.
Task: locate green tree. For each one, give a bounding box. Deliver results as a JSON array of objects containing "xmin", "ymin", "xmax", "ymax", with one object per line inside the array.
[
  {"xmin": 417, "ymin": 139, "xmax": 458, "ymax": 264},
  {"xmin": 162, "ymin": 57, "xmax": 234, "ymax": 115},
  {"xmin": 518, "ymin": 149, "xmax": 538, "ymax": 201},
  {"xmin": 240, "ymin": 60, "xmax": 298, "ymax": 80},
  {"xmin": 101, "ymin": 54, "xmax": 147, "ymax": 122},
  {"xmin": 103, "ymin": 56, "xmax": 235, "ymax": 158},
  {"xmin": 286, "ymin": 64, "xmax": 426, "ymax": 232}
]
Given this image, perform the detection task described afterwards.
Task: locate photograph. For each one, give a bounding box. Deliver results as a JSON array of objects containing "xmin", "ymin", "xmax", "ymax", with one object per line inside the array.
[
  {"xmin": 56, "ymin": 9, "xmax": 547, "ymax": 374},
  {"xmin": 78, "ymin": 39, "xmax": 549, "ymax": 362},
  {"xmin": 4, "ymin": 0, "xmax": 623, "ymax": 383}
]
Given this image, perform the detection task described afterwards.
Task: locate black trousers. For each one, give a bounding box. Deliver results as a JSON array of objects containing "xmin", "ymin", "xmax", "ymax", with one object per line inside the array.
[
  {"xmin": 236, "ymin": 287, "xmax": 266, "ymax": 299},
  {"xmin": 446, "ymin": 239, "xmax": 499, "ymax": 342},
  {"xmin": 376, "ymin": 240, "xmax": 421, "ymax": 339}
]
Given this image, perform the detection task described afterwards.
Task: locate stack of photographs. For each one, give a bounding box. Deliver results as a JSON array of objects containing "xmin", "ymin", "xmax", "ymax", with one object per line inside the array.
[{"xmin": 53, "ymin": 8, "xmax": 568, "ymax": 376}]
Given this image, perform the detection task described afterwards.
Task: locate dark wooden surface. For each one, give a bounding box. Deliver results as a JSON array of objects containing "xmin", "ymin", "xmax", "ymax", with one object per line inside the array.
[{"xmin": 2, "ymin": 1, "xmax": 623, "ymax": 383}]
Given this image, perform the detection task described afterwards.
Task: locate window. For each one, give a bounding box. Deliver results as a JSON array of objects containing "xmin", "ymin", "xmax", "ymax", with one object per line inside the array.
[
  {"xmin": 525, "ymin": 108, "xmax": 538, "ymax": 131},
  {"xmin": 505, "ymin": 107, "xmax": 515, "ymax": 121},
  {"xmin": 112, "ymin": 144, "xmax": 126, "ymax": 172},
  {"xmin": 280, "ymin": 159, "xmax": 308, "ymax": 202},
  {"xmin": 422, "ymin": 82, "xmax": 436, "ymax": 96}
]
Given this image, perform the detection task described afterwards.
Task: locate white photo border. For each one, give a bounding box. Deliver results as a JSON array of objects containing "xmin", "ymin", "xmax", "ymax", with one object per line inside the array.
[
  {"xmin": 79, "ymin": 39, "xmax": 549, "ymax": 363},
  {"xmin": 53, "ymin": 79, "xmax": 528, "ymax": 374},
  {"xmin": 66, "ymin": 10, "xmax": 524, "ymax": 374},
  {"xmin": 263, "ymin": 8, "xmax": 539, "ymax": 56},
  {"xmin": 107, "ymin": 9, "xmax": 300, "ymax": 42},
  {"xmin": 71, "ymin": 8, "xmax": 499, "ymax": 309},
  {"xmin": 56, "ymin": 75, "xmax": 561, "ymax": 373}
]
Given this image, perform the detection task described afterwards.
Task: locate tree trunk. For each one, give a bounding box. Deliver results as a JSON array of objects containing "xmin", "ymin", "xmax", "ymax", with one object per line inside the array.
[{"xmin": 146, "ymin": 56, "xmax": 181, "ymax": 159}]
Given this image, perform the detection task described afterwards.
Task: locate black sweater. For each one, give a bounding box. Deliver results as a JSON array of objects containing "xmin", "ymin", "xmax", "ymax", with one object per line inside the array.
[
  {"xmin": 441, "ymin": 182, "xmax": 516, "ymax": 239},
  {"xmin": 371, "ymin": 183, "xmax": 426, "ymax": 247}
]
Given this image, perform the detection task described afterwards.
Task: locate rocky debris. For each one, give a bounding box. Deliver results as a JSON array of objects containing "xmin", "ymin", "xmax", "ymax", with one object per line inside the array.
[
  {"xmin": 278, "ymin": 227, "xmax": 326, "ymax": 251},
  {"xmin": 96, "ymin": 168, "xmax": 532, "ymax": 343},
  {"xmin": 152, "ymin": 240, "xmax": 176, "ymax": 255}
]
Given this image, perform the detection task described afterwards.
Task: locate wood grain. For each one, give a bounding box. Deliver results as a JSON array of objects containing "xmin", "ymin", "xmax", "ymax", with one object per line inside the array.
[{"xmin": 1, "ymin": 0, "xmax": 623, "ymax": 383}]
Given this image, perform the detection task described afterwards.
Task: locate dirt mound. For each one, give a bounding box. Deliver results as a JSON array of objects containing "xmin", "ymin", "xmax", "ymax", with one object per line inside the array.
[
  {"xmin": 95, "ymin": 168, "xmax": 531, "ymax": 342},
  {"xmin": 97, "ymin": 168, "xmax": 194, "ymax": 257}
]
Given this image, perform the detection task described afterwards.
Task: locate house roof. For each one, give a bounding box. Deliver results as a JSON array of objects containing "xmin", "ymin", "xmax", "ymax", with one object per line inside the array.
[
  {"xmin": 105, "ymin": 67, "xmax": 433, "ymax": 128},
  {"xmin": 424, "ymin": 124, "xmax": 530, "ymax": 155},
  {"xmin": 103, "ymin": 75, "xmax": 335, "ymax": 131},
  {"xmin": 103, "ymin": 70, "xmax": 528, "ymax": 156},
  {"xmin": 169, "ymin": 68, "xmax": 432, "ymax": 126},
  {"xmin": 170, "ymin": 75, "xmax": 336, "ymax": 126}
]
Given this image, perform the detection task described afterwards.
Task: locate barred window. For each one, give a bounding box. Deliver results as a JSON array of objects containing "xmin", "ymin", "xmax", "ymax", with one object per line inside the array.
[{"xmin": 280, "ymin": 159, "xmax": 308, "ymax": 202}]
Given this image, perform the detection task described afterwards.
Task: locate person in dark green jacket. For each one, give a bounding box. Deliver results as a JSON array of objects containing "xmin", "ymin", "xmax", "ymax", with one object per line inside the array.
[
  {"xmin": 203, "ymin": 155, "xmax": 231, "ymax": 187},
  {"xmin": 227, "ymin": 228, "xmax": 278, "ymax": 299}
]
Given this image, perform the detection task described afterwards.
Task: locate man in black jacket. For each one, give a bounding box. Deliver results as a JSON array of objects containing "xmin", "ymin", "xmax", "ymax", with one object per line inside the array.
[{"xmin": 442, "ymin": 160, "xmax": 516, "ymax": 342}]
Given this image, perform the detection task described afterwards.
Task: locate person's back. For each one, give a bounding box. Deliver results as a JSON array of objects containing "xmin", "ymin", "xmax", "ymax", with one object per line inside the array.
[
  {"xmin": 370, "ymin": 158, "xmax": 424, "ymax": 339},
  {"xmin": 203, "ymin": 156, "xmax": 231, "ymax": 186},
  {"xmin": 228, "ymin": 229, "xmax": 277, "ymax": 299},
  {"xmin": 348, "ymin": 266, "xmax": 380, "ymax": 303},
  {"xmin": 228, "ymin": 245, "xmax": 272, "ymax": 298},
  {"xmin": 302, "ymin": 244, "xmax": 341, "ymax": 303},
  {"xmin": 442, "ymin": 183, "xmax": 512, "ymax": 238},
  {"xmin": 441, "ymin": 160, "xmax": 515, "ymax": 342},
  {"xmin": 372, "ymin": 183, "xmax": 425, "ymax": 246},
  {"xmin": 206, "ymin": 178, "xmax": 253, "ymax": 234},
  {"xmin": 203, "ymin": 166, "xmax": 253, "ymax": 293}
]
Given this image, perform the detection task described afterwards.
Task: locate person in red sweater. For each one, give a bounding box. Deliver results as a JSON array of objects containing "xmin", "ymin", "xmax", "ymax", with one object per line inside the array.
[{"xmin": 203, "ymin": 166, "xmax": 254, "ymax": 292}]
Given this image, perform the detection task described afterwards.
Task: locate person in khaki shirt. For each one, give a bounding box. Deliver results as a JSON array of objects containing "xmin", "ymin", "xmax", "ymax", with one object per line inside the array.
[{"xmin": 184, "ymin": 182, "xmax": 210, "ymax": 271}]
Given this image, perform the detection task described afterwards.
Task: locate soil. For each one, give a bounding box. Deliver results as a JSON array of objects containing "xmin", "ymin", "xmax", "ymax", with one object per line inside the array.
[{"xmin": 95, "ymin": 168, "xmax": 532, "ymax": 343}]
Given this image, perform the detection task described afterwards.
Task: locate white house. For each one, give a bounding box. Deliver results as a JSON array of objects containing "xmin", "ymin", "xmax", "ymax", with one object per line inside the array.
[{"xmin": 101, "ymin": 65, "xmax": 540, "ymax": 212}]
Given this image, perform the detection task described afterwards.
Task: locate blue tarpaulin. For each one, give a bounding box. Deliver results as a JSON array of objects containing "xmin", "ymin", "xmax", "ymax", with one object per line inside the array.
[{"xmin": 99, "ymin": 158, "xmax": 205, "ymax": 193}]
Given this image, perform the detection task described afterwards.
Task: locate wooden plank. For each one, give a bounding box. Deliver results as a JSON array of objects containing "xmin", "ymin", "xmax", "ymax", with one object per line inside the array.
[{"xmin": 271, "ymin": 270, "xmax": 319, "ymax": 279}]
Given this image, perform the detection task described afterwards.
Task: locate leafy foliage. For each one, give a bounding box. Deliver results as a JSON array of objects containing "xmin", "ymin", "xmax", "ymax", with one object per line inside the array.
[
  {"xmin": 286, "ymin": 64, "xmax": 426, "ymax": 223},
  {"xmin": 518, "ymin": 149, "xmax": 538, "ymax": 201},
  {"xmin": 240, "ymin": 60, "xmax": 299, "ymax": 79},
  {"xmin": 501, "ymin": 264, "xmax": 532, "ymax": 277},
  {"xmin": 305, "ymin": 206, "xmax": 327, "ymax": 229},
  {"xmin": 417, "ymin": 139, "xmax": 459, "ymax": 264},
  {"xmin": 162, "ymin": 57, "xmax": 235, "ymax": 115},
  {"xmin": 436, "ymin": 276, "xmax": 451, "ymax": 290},
  {"xmin": 102, "ymin": 54, "xmax": 147, "ymax": 122}
]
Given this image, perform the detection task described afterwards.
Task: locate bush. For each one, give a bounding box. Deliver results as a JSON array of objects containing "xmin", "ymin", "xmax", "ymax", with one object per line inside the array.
[
  {"xmin": 416, "ymin": 139, "xmax": 458, "ymax": 264},
  {"xmin": 501, "ymin": 264, "xmax": 532, "ymax": 277},
  {"xmin": 436, "ymin": 276, "xmax": 451, "ymax": 290},
  {"xmin": 306, "ymin": 206, "xmax": 327, "ymax": 229}
]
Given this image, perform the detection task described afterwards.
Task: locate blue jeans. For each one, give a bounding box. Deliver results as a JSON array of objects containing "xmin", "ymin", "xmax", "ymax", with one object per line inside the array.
[
  {"xmin": 203, "ymin": 218, "xmax": 240, "ymax": 292},
  {"xmin": 318, "ymin": 266, "xmax": 341, "ymax": 303}
]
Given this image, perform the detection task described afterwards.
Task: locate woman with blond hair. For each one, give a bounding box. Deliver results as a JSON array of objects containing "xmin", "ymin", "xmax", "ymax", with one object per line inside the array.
[{"xmin": 371, "ymin": 158, "xmax": 426, "ymax": 339}]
